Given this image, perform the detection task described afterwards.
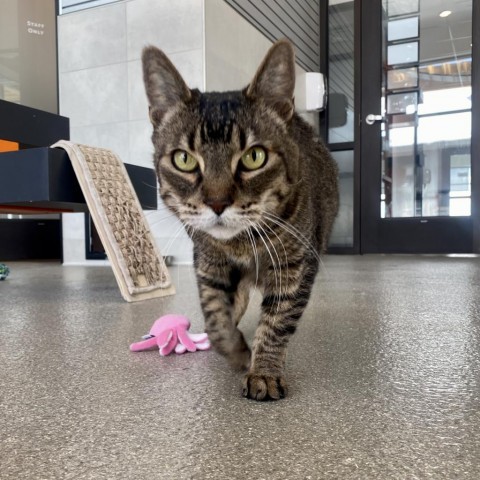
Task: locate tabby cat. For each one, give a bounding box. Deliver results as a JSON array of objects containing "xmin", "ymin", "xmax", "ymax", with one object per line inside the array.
[{"xmin": 142, "ymin": 40, "xmax": 339, "ymax": 401}]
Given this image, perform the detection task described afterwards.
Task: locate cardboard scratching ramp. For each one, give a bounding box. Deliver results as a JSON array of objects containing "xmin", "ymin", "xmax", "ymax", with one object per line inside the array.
[{"xmin": 52, "ymin": 140, "xmax": 175, "ymax": 302}]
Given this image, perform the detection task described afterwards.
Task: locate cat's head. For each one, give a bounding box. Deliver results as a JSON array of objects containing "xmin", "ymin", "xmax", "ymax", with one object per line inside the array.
[{"xmin": 142, "ymin": 40, "xmax": 300, "ymax": 241}]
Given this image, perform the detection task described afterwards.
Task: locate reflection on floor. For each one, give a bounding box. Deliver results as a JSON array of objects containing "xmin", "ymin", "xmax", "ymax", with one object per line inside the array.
[{"xmin": 2, "ymin": 255, "xmax": 480, "ymax": 479}]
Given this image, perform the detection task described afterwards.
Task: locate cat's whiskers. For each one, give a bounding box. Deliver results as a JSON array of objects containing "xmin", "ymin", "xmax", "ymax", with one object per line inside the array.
[
  {"xmin": 161, "ymin": 221, "xmax": 199, "ymax": 288},
  {"xmin": 250, "ymin": 223, "xmax": 281, "ymax": 310},
  {"xmin": 256, "ymin": 221, "xmax": 286, "ymax": 315},
  {"xmin": 145, "ymin": 211, "xmax": 182, "ymax": 228},
  {"xmin": 141, "ymin": 181, "xmax": 159, "ymax": 190},
  {"xmin": 183, "ymin": 223, "xmax": 201, "ymax": 286},
  {"xmin": 260, "ymin": 219, "xmax": 290, "ymax": 302},
  {"xmin": 262, "ymin": 211, "xmax": 327, "ymax": 275},
  {"xmin": 162, "ymin": 221, "xmax": 188, "ymax": 258},
  {"xmin": 244, "ymin": 223, "xmax": 260, "ymax": 294}
]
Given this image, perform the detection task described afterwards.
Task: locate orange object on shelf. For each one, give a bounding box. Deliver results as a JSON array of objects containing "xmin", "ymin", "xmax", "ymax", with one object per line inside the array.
[{"xmin": 0, "ymin": 139, "xmax": 19, "ymax": 152}]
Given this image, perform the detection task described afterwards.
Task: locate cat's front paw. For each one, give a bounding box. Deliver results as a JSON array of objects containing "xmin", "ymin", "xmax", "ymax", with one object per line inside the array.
[{"xmin": 242, "ymin": 372, "xmax": 288, "ymax": 401}]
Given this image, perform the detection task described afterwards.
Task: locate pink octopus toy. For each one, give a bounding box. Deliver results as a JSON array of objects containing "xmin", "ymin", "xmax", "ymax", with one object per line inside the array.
[{"xmin": 130, "ymin": 314, "xmax": 210, "ymax": 356}]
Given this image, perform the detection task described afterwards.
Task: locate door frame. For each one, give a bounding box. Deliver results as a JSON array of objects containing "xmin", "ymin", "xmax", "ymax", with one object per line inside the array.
[
  {"xmin": 358, "ymin": 0, "xmax": 480, "ymax": 253},
  {"xmin": 472, "ymin": 0, "xmax": 480, "ymax": 252},
  {"xmin": 320, "ymin": 0, "xmax": 362, "ymax": 254}
]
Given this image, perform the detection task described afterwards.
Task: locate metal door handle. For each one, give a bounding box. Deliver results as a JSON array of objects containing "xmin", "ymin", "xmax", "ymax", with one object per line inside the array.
[{"xmin": 365, "ymin": 114, "xmax": 385, "ymax": 125}]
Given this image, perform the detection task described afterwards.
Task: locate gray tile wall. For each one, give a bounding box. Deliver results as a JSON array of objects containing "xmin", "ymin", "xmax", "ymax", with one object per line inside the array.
[
  {"xmin": 58, "ymin": 0, "xmax": 204, "ymax": 265},
  {"xmin": 59, "ymin": 0, "xmax": 204, "ymax": 167}
]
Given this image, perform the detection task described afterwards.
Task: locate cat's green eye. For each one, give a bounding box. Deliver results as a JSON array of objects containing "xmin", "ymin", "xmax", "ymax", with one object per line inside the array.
[
  {"xmin": 172, "ymin": 150, "xmax": 198, "ymax": 172},
  {"xmin": 240, "ymin": 146, "xmax": 267, "ymax": 171}
]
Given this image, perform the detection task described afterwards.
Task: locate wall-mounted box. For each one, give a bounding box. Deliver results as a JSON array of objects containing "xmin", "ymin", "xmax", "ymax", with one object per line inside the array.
[{"xmin": 295, "ymin": 72, "xmax": 327, "ymax": 112}]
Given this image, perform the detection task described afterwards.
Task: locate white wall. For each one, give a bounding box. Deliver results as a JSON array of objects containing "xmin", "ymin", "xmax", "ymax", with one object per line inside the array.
[
  {"xmin": 205, "ymin": 0, "xmax": 273, "ymax": 91},
  {"xmin": 58, "ymin": 0, "xmax": 204, "ymax": 264}
]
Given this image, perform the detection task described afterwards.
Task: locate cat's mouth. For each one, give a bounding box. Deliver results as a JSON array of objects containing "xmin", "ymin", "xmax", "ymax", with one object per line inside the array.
[
  {"xmin": 182, "ymin": 208, "xmax": 249, "ymax": 240},
  {"xmin": 192, "ymin": 215, "xmax": 245, "ymax": 240},
  {"xmin": 204, "ymin": 221, "xmax": 246, "ymax": 240}
]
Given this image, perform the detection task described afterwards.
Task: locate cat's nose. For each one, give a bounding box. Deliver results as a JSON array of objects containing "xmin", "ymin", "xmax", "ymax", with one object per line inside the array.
[{"xmin": 205, "ymin": 199, "xmax": 232, "ymax": 216}]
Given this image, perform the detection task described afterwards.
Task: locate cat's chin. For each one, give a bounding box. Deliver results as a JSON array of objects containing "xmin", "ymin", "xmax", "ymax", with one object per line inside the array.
[{"xmin": 204, "ymin": 225, "xmax": 246, "ymax": 241}]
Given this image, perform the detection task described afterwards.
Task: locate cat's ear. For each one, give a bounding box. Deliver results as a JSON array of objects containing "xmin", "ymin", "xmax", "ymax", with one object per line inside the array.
[
  {"xmin": 246, "ymin": 40, "xmax": 296, "ymax": 121},
  {"xmin": 142, "ymin": 46, "xmax": 191, "ymax": 125}
]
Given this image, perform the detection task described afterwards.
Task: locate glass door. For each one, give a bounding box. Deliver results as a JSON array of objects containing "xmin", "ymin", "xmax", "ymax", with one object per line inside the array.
[
  {"xmin": 324, "ymin": 0, "xmax": 357, "ymax": 252},
  {"xmin": 360, "ymin": 0, "xmax": 475, "ymax": 253}
]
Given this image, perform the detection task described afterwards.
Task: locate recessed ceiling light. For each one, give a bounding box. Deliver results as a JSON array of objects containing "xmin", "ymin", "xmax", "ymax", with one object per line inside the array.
[{"xmin": 439, "ymin": 10, "xmax": 452, "ymax": 18}]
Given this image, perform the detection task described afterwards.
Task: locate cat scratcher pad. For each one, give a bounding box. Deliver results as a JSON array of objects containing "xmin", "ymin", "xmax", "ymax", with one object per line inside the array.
[{"xmin": 52, "ymin": 140, "xmax": 175, "ymax": 302}]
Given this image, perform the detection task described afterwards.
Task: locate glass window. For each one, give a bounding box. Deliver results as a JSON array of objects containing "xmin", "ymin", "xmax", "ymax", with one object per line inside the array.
[
  {"xmin": 328, "ymin": 1, "xmax": 354, "ymax": 144},
  {"xmin": 387, "ymin": 67, "xmax": 418, "ymax": 89},
  {"xmin": 382, "ymin": 0, "xmax": 472, "ymax": 219},
  {"xmin": 387, "ymin": 0, "xmax": 419, "ymax": 17},
  {"xmin": 387, "ymin": 41, "xmax": 419, "ymax": 65},
  {"xmin": 329, "ymin": 150, "xmax": 354, "ymax": 247},
  {"xmin": 387, "ymin": 91, "xmax": 418, "ymax": 114},
  {"xmin": 388, "ymin": 16, "xmax": 419, "ymax": 41}
]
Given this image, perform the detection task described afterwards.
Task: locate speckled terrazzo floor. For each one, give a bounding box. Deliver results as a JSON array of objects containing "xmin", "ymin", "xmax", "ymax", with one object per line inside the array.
[{"xmin": 2, "ymin": 255, "xmax": 480, "ymax": 479}]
